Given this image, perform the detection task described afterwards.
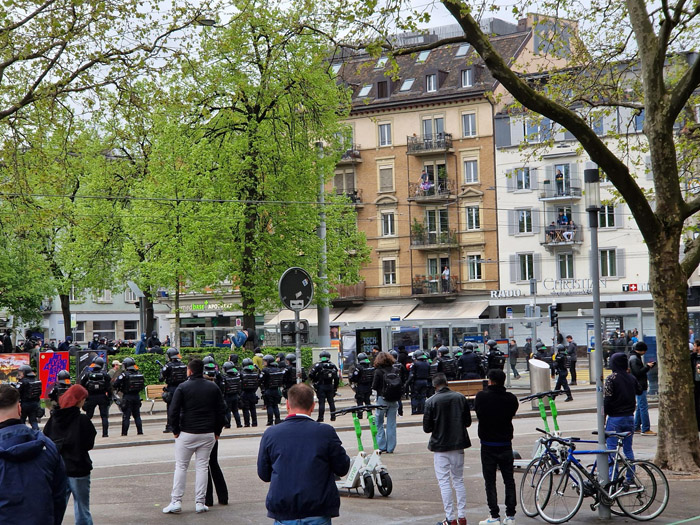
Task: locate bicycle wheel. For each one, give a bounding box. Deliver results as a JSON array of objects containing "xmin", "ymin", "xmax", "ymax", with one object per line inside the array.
[
  {"xmin": 520, "ymin": 456, "xmax": 554, "ymax": 517},
  {"xmin": 535, "ymin": 464, "xmax": 585, "ymax": 524},
  {"xmin": 616, "ymin": 461, "xmax": 669, "ymax": 520}
]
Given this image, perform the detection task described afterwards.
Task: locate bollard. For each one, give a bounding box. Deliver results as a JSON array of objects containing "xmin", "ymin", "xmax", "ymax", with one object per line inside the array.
[{"xmin": 528, "ymin": 359, "xmax": 552, "ymax": 410}]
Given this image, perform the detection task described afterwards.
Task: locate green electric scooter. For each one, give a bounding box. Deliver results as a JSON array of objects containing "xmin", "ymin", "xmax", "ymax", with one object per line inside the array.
[
  {"xmin": 513, "ymin": 389, "xmax": 565, "ymax": 468},
  {"xmin": 332, "ymin": 404, "xmax": 393, "ymax": 498}
]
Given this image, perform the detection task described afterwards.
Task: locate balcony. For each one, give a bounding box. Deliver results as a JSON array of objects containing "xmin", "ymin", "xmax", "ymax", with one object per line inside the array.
[
  {"xmin": 538, "ymin": 176, "xmax": 582, "ymax": 201},
  {"xmin": 331, "ymin": 281, "xmax": 366, "ymax": 306},
  {"xmin": 541, "ymin": 225, "xmax": 584, "ymax": 247},
  {"xmin": 410, "ymin": 228, "xmax": 458, "ymax": 250},
  {"xmin": 336, "ymin": 188, "xmax": 363, "ymax": 206},
  {"xmin": 337, "ymin": 144, "xmax": 362, "ymax": 165},
  {"xmin": 407, "ymin": 133, "xmax": 453, "ymax": 155},
  {"xmin": 412, "ymin": 275, "xmax": 458, "ymax": 300},
  {"xmin": 408, "ymin": 179, "xmax": 456, "ymax": 203}
]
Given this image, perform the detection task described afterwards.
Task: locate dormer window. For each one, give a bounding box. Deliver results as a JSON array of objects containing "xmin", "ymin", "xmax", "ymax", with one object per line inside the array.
[
  {"xmin": 377, "ymin": 80, "xmax": 389, "ymax": 98},
  {"xmin": 416, "ymin": 50, "xmax": 430, "ymax": 63},
  {"xmin": 400, "ymin": 78, "xmax": 415, "ymax": 91},
  {"xmin": 375, "ymin": 56, "xmax": 388, "ymax": 69},
  {"xmin": 426, "ymin": 74, "xmax": 437, "ymax": 92},
  {"xmin": 461, "ymin": 69, "xmax": 473, "ymax": 88},
  {"xmin": 456, "ymin": 44, "xmax": 469, "ymax": 57},
  {"xmin": 358, "ymin": 85, "xmax": 372, "ymax": 97}
]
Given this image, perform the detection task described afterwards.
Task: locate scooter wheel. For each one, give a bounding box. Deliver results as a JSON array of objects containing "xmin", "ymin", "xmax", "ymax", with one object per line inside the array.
[
  {"xmin": 362, "ymin": 473, "xmax": 375, "ymax": 499},
  {"xmin": 377, "ymin": 471, "xmax": 393, "ymax": 497}
]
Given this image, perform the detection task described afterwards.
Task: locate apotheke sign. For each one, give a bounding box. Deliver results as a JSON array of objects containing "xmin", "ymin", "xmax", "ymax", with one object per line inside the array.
[{"xmin": 180, "ymin": 301, "xmax": 238, "ymax": 312}]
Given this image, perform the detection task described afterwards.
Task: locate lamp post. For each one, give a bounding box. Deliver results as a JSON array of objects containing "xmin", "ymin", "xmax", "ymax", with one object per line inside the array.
[
  {"xmin": 585, "ymin": 166, "xmax": 610, "ymax": 518},
  {"xmin": 315, "ymin": 141, "xmax": 331, "ymax": 349}
]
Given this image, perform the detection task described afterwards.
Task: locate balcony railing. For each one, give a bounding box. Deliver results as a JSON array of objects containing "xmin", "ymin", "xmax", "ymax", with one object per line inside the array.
[
  {"xmin": 336, "ymin": 188, "xmax": 363, "ymax": 204},
  {"xmin": 407, "ymin": 133, "xmax": 453, "ymax": 155},
  {"xmin": 337, "ymin": 144, "xmax": 362, "ymax": 163},
  {"xmin": 331, "ymin": 281, "xmax": 366, "ymax": 305},
  {"xmin": 412, "ymin": 275, "xmax": 458, "ymax": 295},
  {"xmin": 541, "ymin": 225, "xmax": 583, "ymax": 246},
  {"xmin": 410, "ymin": 228, "xmax": 458, "ymax": 248},
  {"xmin": 538, "ymin": 175, "xmax": 582, "ymax": 199},
  {"xmin": 408, "ymin": 179, "xmax": 456, "ymax": 201}
]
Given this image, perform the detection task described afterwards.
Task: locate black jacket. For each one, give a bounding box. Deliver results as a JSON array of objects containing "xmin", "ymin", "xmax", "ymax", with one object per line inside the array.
[
  {"xmin": 372, "ymin": 364, "xmax": 400, "ymax": 396},
  {"xmin": 44, "ymin": 407, "xmax": 96, "ymax": 477},
  {"xmin": 169, "ymin": 373, "xmax": 226, "ymax": 436},
  {"xmin": 422, "ymin": 386, "xmax": 472, "ymax": 452},
  {"xmin": 629, "ymin": 352, "xmax": 651, "ymax": 391},
  {"xmin": 474, "ymin": 385, "xmax": 519, "ymax": 445},
  {"xmin": 605, "ymin": 353, "xmax": 643, "ymax": 417}
]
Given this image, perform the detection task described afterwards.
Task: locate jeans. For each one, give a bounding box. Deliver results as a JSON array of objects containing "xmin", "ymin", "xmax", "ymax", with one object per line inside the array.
[
  {"xmin": 274, "ymin": 517, "xmax": 331, "ymax": 525},
  {"xmin": 375, "ymin": 397, "xmax": 398, "ymax": 452},
  {"xmin": 606, "ymin": 415, "xmax": 635, "ymax": 471},
  {"xmin": 481, "ymin": 445, "xmax": 516, "ymax": 519},
  {"xmin": 170, "ymin": 432, "xmax": 216, "ymax": 505},
  {"xmin": 434, "ymin": 450, "xmax": 467, "ymax": 521},
  {"xmin": 634, "ymin": 390, "xmax": 650, "ymax": 432},
  {"xmin": 569, "ymin": 360, "xmax": 577, "ymax": 383},
  {"xmin": 67, "ymin": 475, "xmax": 93, "ymax": 525},
  {"xmin": 510, "ymin": 363, "xmax": 519, "ymax": 378}
]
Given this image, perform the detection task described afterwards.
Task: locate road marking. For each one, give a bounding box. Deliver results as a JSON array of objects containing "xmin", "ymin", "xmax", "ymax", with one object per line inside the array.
[{"xmin": 666, "ymin": 516, "xmax": 700, "ymax": 525}]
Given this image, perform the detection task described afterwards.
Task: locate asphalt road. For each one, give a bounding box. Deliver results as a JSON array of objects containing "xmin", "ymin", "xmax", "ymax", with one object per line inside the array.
[{"xmin": 61, "ymin": 400, "xmax": 700, "ymax": 525}]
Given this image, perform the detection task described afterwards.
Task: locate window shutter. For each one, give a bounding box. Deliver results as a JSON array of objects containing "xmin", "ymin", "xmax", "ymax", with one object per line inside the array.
[
  {"xmin": 570, "ymin": 162, "xmax": 579, "ymax": 188},
  {"xmin": 545, "ymin": 165, "xmax": 553, "ymax": 187},
  {"xmin": 495, "ymin": 116, "xmax": 511, "ymax": 147},
  {"xmin": 509, "ymin": 255, "xmax": 518, "ymax": 283},
  {"xmin": 531, "ymin": 168, "xmax": 538, "ymax": 190},
  {"xmin": 614, "ymin": 205, "xmax": 624, "ymax": 229},
  {"xmin": 345, "ymin": 172, "xmax": 355, "ymax": 192},
  {"xmin": 508, "ymin": 210, "xmax": 516, "ymax": 236},
  {"xmin": 506, "ymin": 169, "xmax": 514, "ymax": 192},
  {"xmin": 334, "ymin": 173, "xmax": 343, "ymax": 191},
  {"xmin": 534, "ymin": 253, "xmax": 542, "ymax": 281},
  {"xmin": 379, "ymin": 167, "xmax": 393, "ymax": 192},
  {"xmin": 616, "ymin": 248, "xmax": 626, "ymax": 277},
  {"xmin": 532, "ymin": 209, "xmax": 540, "ymax": 233}
]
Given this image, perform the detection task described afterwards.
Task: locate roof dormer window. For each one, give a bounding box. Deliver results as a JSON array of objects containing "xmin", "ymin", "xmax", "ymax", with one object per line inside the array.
[
  {"xmin": 416, "ymin": 50, "xmax": 430, "ymax": 63},
  {"xmin": 375, "ymin": 56, "xmax": 388, "ymax": 69},
  {"xmin": 426, "ymin": 73, "xmax": 437, "ymax": 92},
  {"xmin": 400, "ymin": 78, "xmax": 415, "ymax": 91},
  {"xmin": 358, "ymin": 85, "xmax": 372, "ymax": 97},
  {"xmin": 456, "ymin": 44, "xmax": 469, "ymax": 57}
]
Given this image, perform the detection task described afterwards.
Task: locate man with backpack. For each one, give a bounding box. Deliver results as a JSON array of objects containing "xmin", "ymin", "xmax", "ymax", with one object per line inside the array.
[
  {"xmin": 372, "ymin": 351, "xmax": 402, "ymax": 454},
  {"xmin": 112, "ymin": 357, "xmax": 144, "ymax": 436}
]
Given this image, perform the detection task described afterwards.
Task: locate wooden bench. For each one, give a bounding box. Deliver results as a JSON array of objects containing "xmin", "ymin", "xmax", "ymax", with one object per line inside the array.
[
  {"xmin": 145, "ymin": 384, "xmax": 167, "ymax": 415},
  {"xmin": 449, "ymin": 379, "xmax": 488, "ymax": 407}
]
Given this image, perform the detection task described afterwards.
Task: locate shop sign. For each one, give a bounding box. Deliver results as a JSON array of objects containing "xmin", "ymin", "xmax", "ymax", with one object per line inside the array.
[
  {"xmin": 490, "ymin": 289, "xmax": 523, "ymax": 298},
  {"xmin": 622, "ymin": 283, "xmax": 650, "ymax": 292},
  {"xmin": 542, "ymin": 278, "xmax": 608, "ymax": 295},
  {"xmin": 180, "ymin": 300, "xmax": 237, "ymax": 312}
]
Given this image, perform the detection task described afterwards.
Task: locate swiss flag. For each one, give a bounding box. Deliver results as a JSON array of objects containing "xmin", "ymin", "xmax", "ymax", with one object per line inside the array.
[{"xmin": 630, "ymin": 284, "xmax": 638, "ymax": 291}]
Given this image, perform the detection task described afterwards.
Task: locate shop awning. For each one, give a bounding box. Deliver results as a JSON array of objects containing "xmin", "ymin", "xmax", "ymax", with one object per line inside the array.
[
  {"xmin": 404, "ymin": 301, "xmax": 489, "ymax": 321},
  {"xmin": 333, "ymin": 303, "xmax": 418, "ymax": 324},
  {"xmin": 194, "ymin": 312, "xmax": 217, "ymax": 317},
  {"xmin": 264, "ymin": 308, "xmax": 344, "ymax": 327},
  {"xmin": 166, "ymin": 313, "xmax": 192, "ymax": 319}
]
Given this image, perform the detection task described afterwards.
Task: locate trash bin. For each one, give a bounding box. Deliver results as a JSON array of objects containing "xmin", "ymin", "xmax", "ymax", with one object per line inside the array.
[{"xmin": 528, "ymin": 358, "xmax": 552, "ymax": 410}]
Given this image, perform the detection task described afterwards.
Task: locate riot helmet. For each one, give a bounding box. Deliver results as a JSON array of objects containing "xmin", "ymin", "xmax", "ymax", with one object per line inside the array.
[
  {"xmin": 357, "ymin": 352, "xmax": 369, "ymax": 363},
  {"xmin": 536, "ymin": 341, "xmax": 545, "ymax": 350},
  {"xmin": 229, "ymin": 353, "xmax": 239, "ymax": 365},
  {"xmin": 454, "ymin": 348, "xmax": 463, "ymax": 357},
  {"xmin": 413, "ymin": 350, "xmax": 427, "ymax": 360},
  {"xmin": 222, "ymin": 361, "xmax": 235, "ymax": 373},
  {"xmin": 556, "ymin": 343, "xmax": 566, "ymax": 353},
  {"xmin": 463, "ymin": 342, "xmax": 474, "ymax": 352},
  {"xmin": 57, "ymin": 370, "xmax": 71, "ymax": 383},
  {"xmin": 92, "ymin": 357, "xmax": 105, "ymax": 370},
  {"xmin": 166, "ymin": 347, "xmax": 181, "ymax": 361},
  {"xmin": 18, "ymin": 364, "xmax": 34, "ymax": 376},
  {"xmin": 122, "ymin": 357, "xmax": 136, "ymax": 370},
  {"xmin": 276, "ymin": 352, "xmax": 286, "ymax": 362},
  {"xmin": 486, "ymin": 339, "xmax": 498, "ymax": 349},
  {"xmin": 438, "ymin": 346, "xmax": 450, "ymax": 356},
  {"xmin": 389, "ymin": 350, "xmax": 398, "ymax": 359},
  {"xmin": 242, "ymin": 358, "xmax": 254, "ymax": 369},
  {"xmin": 263, "ymin": 354, "xmax": 275, "ymax": 365},
  {"xmin": 319, "ymin": 350, "xmax": 331, "ymax": 362},
  {"xmin": 285, "ymin": 353, "xmax": 296, "ymax": 364},
  {"xmin": 202, "ymin": 355, "xmax": 216, "ymax": 367}
]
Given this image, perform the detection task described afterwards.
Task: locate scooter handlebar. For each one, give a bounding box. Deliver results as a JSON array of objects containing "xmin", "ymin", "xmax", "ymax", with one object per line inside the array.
[
  {"xmin": 519, "ymin": 390, "xmax": 566, "ymax": 402},
  {"xmin": 331, "ymin": 404, "xmax": 388, "ymax": 416}
]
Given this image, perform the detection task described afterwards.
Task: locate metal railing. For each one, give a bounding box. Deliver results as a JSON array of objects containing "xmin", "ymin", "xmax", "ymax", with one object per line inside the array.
[
  {"xmin": 539, "ymin": 175, "xmax": 582, "ymax": 199},
  {"xmin": 412, "ymin": 275, "xmax": 458, "ymax": 295},
  {"xmin": 339, "ymin": 144, "xmax": 361, "ymax": 161},
  {"xmin": 410, "ymin": 228, "xmax": 458, "ymax": 247},
  {"xmin": 336, "ymin": 188, "xmax": 362, "ymax": 203},
  {"xmin": 542, "ymin": 225, "xmax": 583, "ymax": 245},
  {"xmin": 407, "ymin": 133, "xmax": 453, "ymax": 154},
  {"xmin": 332, "ymin": 281, "xmax": 366, "ymax": 301},
  {"xmin": 408, "ymin": 179, "xmax": 456, "ymax": 199}
]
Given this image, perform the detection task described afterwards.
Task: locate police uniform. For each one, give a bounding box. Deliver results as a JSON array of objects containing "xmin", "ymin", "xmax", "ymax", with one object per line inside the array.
[
  {"xmin": 80, "ymin": 365, "xmax": 112, "ymax": 437},
  {"xmin": 349, "ymin": 363, "xmax": 375, "ymax": 411},
  {"xmin": 240, "ymin": 366, "xmax": 261, "ymax": 427},
  {"xmin": 222, "ymin": 369, "xmax": 243, "ymax": 428},
  {"xmin": 113, "ymin": 367, "xmax": 145, "ymax": 435},
  {"xmin": 18, "ymin": 372, "xmax": 43, "ymax": 430},
  {"xmin": 160, "ymin": 359, "xmax": 188, "ymax": 432},
  {"xmin": 407, "ymin": 357, "xmax": 430, "ymax": 414},
  {"xmin": 459, "ymin": 349, "xmax": 483, "ymax": 379},
  {"xmin": 308, "ymin": 359, "xmax": 339, "ymax": 422},
  {"xmin": 260, "ymin": 363, "xmax": 285, "ymax": 426},
  {"xmin": 47, "ymin": 372, "xmax": 72, "ymax": 414}
]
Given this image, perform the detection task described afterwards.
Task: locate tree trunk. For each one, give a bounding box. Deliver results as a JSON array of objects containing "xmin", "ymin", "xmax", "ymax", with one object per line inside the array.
[
  {"xmin": 59, "ymin": 293, "xmax": 71, "ymax": 341},
  {"xmin": 174, "ymin": 278, "xmax": 181, "ymax": 349},
  {"xmin": 651, "ymin": 236, "xmax": 700, "ymax": 471},
  {"xmin": 143, "ymin": 291, "xmax": 155, "ymax": 336}
]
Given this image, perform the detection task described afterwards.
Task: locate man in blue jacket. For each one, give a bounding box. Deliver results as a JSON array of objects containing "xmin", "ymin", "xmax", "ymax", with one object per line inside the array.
[
  {"xmin": 0, "ymin": 384, "xmax": 67, "ymax": 525},
  {"xmin": 257, "ymin": 383, "xmax": 350, "ymax": 524}
]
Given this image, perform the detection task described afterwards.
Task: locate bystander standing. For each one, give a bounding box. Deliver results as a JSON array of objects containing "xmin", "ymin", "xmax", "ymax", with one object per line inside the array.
[{"xmin": 629, "ymin": 342, "xmax": 657, "ymax": 435}]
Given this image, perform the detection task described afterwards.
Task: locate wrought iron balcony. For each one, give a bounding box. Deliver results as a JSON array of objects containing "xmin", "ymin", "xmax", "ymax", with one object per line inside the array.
[
  {"xmin": 412, "ymin": 275, "xmax": 458, "ymax": 296},
  {"xmin": 410, "ymin": 228, "xmax": 458, "ymax": 249},
  {"xmin": 407, "ymin": 133, "xmax": 453, "ymax": 155},
  {"xmin": 538, "ymin": 175, "xmax": 582, "ymax": 200},
  {"xmin": 408, "ymin": 179, "xmax": 456, "ymax": 203},
  {"xmin": 541, "ymin": 225, "xmax": 584, "ymax": 247},
  {"xmin": 337, "ymin": 144, "xmax": 362, "ymax": 164},
  {"xmin": 331, "ymin": 281, "xmax": 366, "ymax": 305}
]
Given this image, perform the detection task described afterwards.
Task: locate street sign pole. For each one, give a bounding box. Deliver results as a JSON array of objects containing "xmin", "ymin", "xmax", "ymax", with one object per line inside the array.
[
  {"xmin": 278, "ymin": 267, "xmax": 314, "ymax": 385},
  {"xmin": 295, "ymin": 309, "xmax": 302, "ymax": 383}
]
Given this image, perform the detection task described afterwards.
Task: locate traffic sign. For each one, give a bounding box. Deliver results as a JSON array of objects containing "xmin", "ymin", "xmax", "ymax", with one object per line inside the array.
[{"xmin": 278, "ymin": 267, "xmax": 314, "ymax": 311}]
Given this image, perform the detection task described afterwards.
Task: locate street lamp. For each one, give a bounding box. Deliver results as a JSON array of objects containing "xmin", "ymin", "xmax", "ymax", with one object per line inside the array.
[
  {"xmin": 584, "ymin": 166, "xmax": 610, "ymax": 518},
  {"xmin": 315, "ymin": 141, "xmax": 331, "ymax": 350}
]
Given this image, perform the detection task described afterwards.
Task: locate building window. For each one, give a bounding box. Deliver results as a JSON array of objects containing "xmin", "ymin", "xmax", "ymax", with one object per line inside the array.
[
  {"xmin": 525, "ymin": 118, "xmax": 552, "ymax": 143},
  {"xmin": 379, "ymin": 166, "xmax": 394, "ymax": 192},
  {"xmin": 599, "ymin": 205, "xmax": 615, "ymax": 228},
  {"xmin": 383, "ymin": 259, "xmax": 397, "ymax": 284},
  {"xmin": 377, "ymin": 81, "xmax": 388, "ymax": 98},
  {"xmin": 73, "ymin": 321, "xmax": 85, "ymax": 343},
  {"xmin": 461, "ymin": 68, "xmax": 473, "ymax": 87},
  {"xmin": 456, "ymin": 43, "xmax": 469, "ymax": 57},
  {"xmin": 517, "ymin": 209, "xmax": 533, "ymax": 233},
  {"xmin": 426, "ymin": 74, "xmax": 437, "ymax": 92},
  {"xmin": 462, "ymin": 113, "xmax": 476, "ymax": 137},
  {"xmin": 381, "ymin": 212, "xmax": 396, "ymax": 236},
  {"xmin": 416, "ymin": 50, "xmax": 430, "ymax": 63},
  {"xmin": 378, "ymin": 123, "xmax": 392, "ymax": 146},
  {"xmin": 69, "ymin": 285, "xmax": 83, "ymax": 302},
  {"xmin": 466, "ymin": 206, "xmax": 480, "ymax": 230},
  {"xmin": 558, "ymin": 253, "xmax": 574, "ymax": 279},
  {"xmin": 634, "ymin": 110, "xmax": 645, "ymax": 132},
  {"xmin": 375, "ymin": 56, "xmax": 388, "ymax": 69},
  {"xmin": 422, "ymin": 116, "xmax": 444, "ymax": 139},
  {"xmin": 93, "ymin": 290, "xmax": 112, "ymax": 303},
  {"xmin": 330, "ymin": 63, "xmax": 341, "ymax": 75},
  {"xmin": 358, "ymin": 84, "xmax": 372, "ymax": 97},
  {"xmin": 515, "ymin": 167, "xmax": 531, "ymax": 190},
  {"xmin": 400, "ymin": 78, "xmax": 415, "ymax": 91},
  {"xmin": 600, "ymin": 249, "xmax": 617, "ymax": 277},
  {"xmin": 124, "ymin": 320, "xmax": 138, "ymax": 341},
  {"xmin": 467, "ymin": 255, "xmax": 482, "ymax": 280},
  {"xmin": 591, "ymin": 115, "xmax": 604, "ymax": 135},
  {"xmin": 92, "ymin": 320, "xmax": 116, "ymax": 341},
  {"xmin": 333, "ymin": 170, "xmax": 356, "ymax": 195},
  {"xmin": 124, "ymin": 289, "xmax": 137, "ymax": 303},
  {"xmin": 463, "ymin": 159, "xmax": 478, "ymax": 183},
  {"xmin": 519, "ymin": 253, "xmax": 534, "ymax": 281}
]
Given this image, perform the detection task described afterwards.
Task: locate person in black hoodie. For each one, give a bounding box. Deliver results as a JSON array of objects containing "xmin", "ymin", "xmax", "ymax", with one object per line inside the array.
[
  {"xmin": 604, "ymin": 352, "xmax": 643, "ymax": 462},
  {"xmin": 474, "ymin": 369, "xmax": 519, "ymax": 525},
  {"xmin": 44, "ymin": 384, "xmax": 97, "ymax": 525}
]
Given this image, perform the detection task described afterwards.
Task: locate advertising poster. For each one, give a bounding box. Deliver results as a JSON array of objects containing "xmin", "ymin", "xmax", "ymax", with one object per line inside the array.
[
  {"xmin": 39, "ymin": 352, "xmax": 70, "ymax": 398},
  {"xmin": 77, "ymin": 349, "xmax": 107, "ymax": 379},
  {"xmin": 0, "ymin": 353, "xmax": 31, "ymax": 384}
]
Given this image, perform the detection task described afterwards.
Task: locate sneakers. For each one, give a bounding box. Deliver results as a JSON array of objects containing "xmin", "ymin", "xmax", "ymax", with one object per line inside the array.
[
  {"xmin": 458, "ymin": 519, "xmax": 467, "ymax": 525},
  {"xmin": 634, "ymin": 429, "xmax": 642, "ymax": 434},
  {"xmin": 564, "ymin": 397, "xmax": 574, "ymax": 402},
  {"xmin": 503, "ymin": 517, "xmax": 516, "ymax": 525},
  {"xmin": 437, "ymin": 520, "xmax": 457, "ymax": 525},
  {"xmin": 162, "ymin": 502, "xmax": 182, "ymax": 514},
  {"xmin": 641, "ymin": 430, "xmax": 657, "ymax": 436},
  {"xmin": 195, "ymin": 503, "xmax": 209, "ymax": 513},
  {"xmin": 479, "ymin": 517, "xmax": 501, "ymax": 525}
]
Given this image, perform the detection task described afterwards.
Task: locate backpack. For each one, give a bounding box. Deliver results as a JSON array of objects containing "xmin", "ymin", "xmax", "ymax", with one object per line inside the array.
[
  {"xmin": 126, "ymin": 373, "xmax": 145, "ymax": 394},
  {"xmin": 27, "ymin": 380, "xmax": 43, "ymax": 401},
  {"xmin": 169, "ymin": 362, "xmax": 187, "ymax": 386},
  {"xmin": 381, "ymin": 366, "xmax": 403, "ymax": 402}
]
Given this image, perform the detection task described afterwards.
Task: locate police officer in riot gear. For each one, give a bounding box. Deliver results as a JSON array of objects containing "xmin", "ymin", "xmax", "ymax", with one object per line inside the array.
[
  {"xmin": 406, "ymin": 350, "xmax": 430, "ymax": 414},
  {"xmin": 221, "ymin": 361, "xmax": 243, "ymax": 428},
  {"xmin": 260, "ymin": 354, "xmax": 284, "ymax": 426},
  {"xmin": 349, "ymin": 353, "xmax": 374, "ymax": 417},
  {"xmin": 79, "ymin": 356, "xmax": 112, "ymax": 437},
  {"xmin": 160, "ymin": 347, "xmax": 188, "ymax": 433},
  {"xmin": 113, "ymin": 357, "xmax": 145, "ymax": 435},
  {"xmin": 48, "ymin": 369, "xmax": 72, "ymax": 413},
  {"xmin": 240, "ymin": 358, "xmax": 260, "ymax": 427},
  {"xmin": 553, "ymin": 344, "xmax": 574, "ymax": 401},
  {"xmin": 459, "ymin": 342, "xmax": 483, "ymax": 379},
  {"xmin": 17, "ymin": 364, "xmax": 42, "ymax": 430},
  {"xmin": 436, "ymin": 346, "xmax": 458, "ymax": 380},
  {"xmin": 203, "ymin": 355, "xmax": 223, "ymax": 388},
  {"xmin": 308, "ymin": 350, "xmax": 339, "ymax": 422},
  {"xmin": 486, "ymin": 339, "xmax": 507, "ymax": 371}
]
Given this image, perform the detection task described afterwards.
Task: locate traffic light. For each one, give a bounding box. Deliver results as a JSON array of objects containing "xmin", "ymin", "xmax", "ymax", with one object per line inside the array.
[
  {"xmin": 297, "ymin": 319, "xmax": 309, "ymax": 345},
  {"xmin": 280, "ymin": 320, "xmax": 295, "ymax": 346},
  {"xmin": 549, "ymin": 304, "xmax": 559, "ymax": 327}
]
